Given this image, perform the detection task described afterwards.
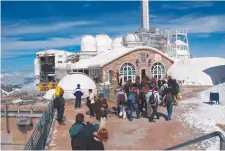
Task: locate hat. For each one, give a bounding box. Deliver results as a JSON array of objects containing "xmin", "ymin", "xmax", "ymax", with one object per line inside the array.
[{"xmin": 99, "ymin": 92, "xmax": 104, "ymax": 97}]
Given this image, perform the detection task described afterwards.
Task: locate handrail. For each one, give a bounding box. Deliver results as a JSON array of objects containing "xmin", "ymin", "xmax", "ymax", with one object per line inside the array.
[
  {"xmin": 165, "ymin": 131, "xmax": 225, "ymax": 150},
  {"xmin": 24, "ymin": 96, "xmax": 55, "ymax": 150}
]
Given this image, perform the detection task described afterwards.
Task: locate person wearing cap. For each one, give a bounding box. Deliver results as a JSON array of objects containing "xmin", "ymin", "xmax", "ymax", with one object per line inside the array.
[{"xmin": 95, "ymin": 93, "xmax": 108, "ymax": 121}]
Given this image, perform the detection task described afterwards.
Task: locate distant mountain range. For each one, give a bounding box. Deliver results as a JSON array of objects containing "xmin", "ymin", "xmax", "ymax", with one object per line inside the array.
[{"xmin": 1, "ymin": 71, "xmax": 36, "ymax": 95}]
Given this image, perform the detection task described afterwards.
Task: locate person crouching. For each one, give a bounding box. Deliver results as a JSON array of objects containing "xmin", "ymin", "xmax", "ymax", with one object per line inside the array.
[{"xmin": 95, "ymin": 93, "xmax": 108, "ymax": 122}]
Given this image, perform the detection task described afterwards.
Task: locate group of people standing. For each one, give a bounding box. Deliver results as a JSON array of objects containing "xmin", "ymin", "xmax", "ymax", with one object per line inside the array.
[{"xmin": 115, "ymin": 75, "xmax": 180, "ymax": 122}]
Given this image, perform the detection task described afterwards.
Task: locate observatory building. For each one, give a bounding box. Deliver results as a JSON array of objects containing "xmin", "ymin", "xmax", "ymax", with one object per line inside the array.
[{"xmin": 34, "ymin": 0, "xmax": 191, "ymax": 85}]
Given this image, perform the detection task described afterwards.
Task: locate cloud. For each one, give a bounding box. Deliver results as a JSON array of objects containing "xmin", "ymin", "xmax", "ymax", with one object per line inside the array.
[
  {"xmin": 2, "ymin": 21, "xmax": 99, "ymax": 36},
  {"xmin": 160, "ymin": 14, "xmax": 225, "ymax": 33},
  {"xmin": 161, "ymin": 2, "xmax": 214, "ymax": 10},
  {"xmin": 2, "ymin": 36, "xmax": 81, "ymax": 52}
]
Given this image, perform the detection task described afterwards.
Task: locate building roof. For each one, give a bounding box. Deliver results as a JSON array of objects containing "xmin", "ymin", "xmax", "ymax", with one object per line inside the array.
[
  {"xmin": 70, "ymin": 46, "xmax": 174, "ymax": 69},
  {"xmin": 36, "ymin": 49, "xmax": 73, "ymax": 56}
]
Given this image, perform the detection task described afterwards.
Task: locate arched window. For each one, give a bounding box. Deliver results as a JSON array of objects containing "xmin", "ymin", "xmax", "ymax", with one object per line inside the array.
[
  {"xmin": 151, "ymin": 62, "xmax": 165, "ymax": 80},
  {"xmin": 120, "ymin": 63, "xmax": 135, "ymax": 83}
]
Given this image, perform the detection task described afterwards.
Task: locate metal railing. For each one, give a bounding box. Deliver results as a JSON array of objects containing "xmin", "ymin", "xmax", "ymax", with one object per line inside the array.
[
  {"xmin": 24, "ymin": 97, "xmax": 55, "ymax": 150},
  {"xmin": 165, "ymin": 131, "xmax": 225, "ymax": 150}
]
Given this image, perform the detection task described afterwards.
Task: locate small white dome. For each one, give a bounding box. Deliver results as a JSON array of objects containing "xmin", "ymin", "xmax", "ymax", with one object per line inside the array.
[
  {"xmin": 81, "ymin": 35, "xmax": 96, "ymax": 52},
  {"xmin": 96, "ymin": 34, "xmax": 111, "ymax": 46},
  {"xmin": 112, "ymin": 37, "xmax": 123, "ymax": 47},
  {"xmin": 57, "ymin": 73, "xmax": 97, "ymax": 99},
  {"xmin": 125, "ymin": 34, "xmax": 140, "ymax": 43}
]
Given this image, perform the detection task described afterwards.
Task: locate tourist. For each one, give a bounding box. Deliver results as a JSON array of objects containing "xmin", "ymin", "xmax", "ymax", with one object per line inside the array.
[
  {"xmin": 135, "ymin": 76, "xmax": 142, "ymax": 90},
  {"xmin": 162, "ymin": 88, "xmax": 177, "ymax": 121},
  {"xmin": 159, "ymin": 80, "xmax": 168, "ymax": 99},
  {"xmin": 53, "ymin": 89, "xmax": 65, "ymax": 124},
  {"xmin": 148, "ymin": 87, "xmax": 160, "ymax": 122},
  {"xmin": 116, "ymin": 88, "xmax": 127, "ymax": 119},
  {"xmin": 95, "ymin": 93, "xmax": 108, "ymax": 122},
  {"xmin": 139, "ymin": 86, "xmax": 146, "ymax": 114},
  {"xmin": 86, "ymin": 89, "xmax": 95, "ymax": 117},
  {"xmin": 128, "ymin": 86, "xmax": 140, "ymax": 121},
  {"xmin": 69, "ymin": 113, "xmax": 99, "ymax": 150},
  {"xmin": 123, "ymin": 79, "xmax": 132, "ymax": 97},
  {"xmin": 167, "ymin": 76, "xmax": 173, "ymax": 88},
  {"xmin": 73, "ymin": 84, "xmax": 84, "ymax": 109},
  {"xmin": 87, "ymin": 128, "xmax": 109, "ymax": 150},
  {"xmin": 145, "ymin": 86, "xmax": 153, "ymax": 119}
]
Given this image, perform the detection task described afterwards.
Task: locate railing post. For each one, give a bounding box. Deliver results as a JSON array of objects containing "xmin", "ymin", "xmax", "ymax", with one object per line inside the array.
[{"xmin": 220, "ymin": 136, "xmax": 225, "ymax": 150}]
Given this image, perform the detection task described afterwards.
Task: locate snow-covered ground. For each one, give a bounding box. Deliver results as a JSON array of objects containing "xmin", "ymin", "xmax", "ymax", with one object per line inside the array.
[
  {"xmin": 179, "ymin": 83, "xmax": 225, "ymax": 150},
  {"xmin": 168, "ymin": 57, "xmax": 225, "ymax": 86}
]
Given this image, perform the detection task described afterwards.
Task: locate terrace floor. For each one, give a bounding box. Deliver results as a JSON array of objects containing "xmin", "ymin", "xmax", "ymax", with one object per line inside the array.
[{"xmin": 48, "ymin": 86, "xmax": 211, "ymax": 150}]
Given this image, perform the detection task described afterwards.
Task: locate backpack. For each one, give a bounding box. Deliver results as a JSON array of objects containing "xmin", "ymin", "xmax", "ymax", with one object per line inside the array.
[
  {"xmin": 128, "ymin": 93, "xmax": 136, "ymax": 104},
  {"xmin": 149, "ymin": 91, "xmax": 157, "ymax": 105},
  {"xmin": 118, "ymin": 93, "xmax": 126, "ymax": 105},
  {"xmin": 165, "ymin": 93, "xmax": 174, "ymax": 104}
]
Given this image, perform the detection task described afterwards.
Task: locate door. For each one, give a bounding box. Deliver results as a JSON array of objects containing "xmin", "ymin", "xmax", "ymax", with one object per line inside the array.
[{"xmin": 141, "ymin": 69, "xmax": 146, "ymax": 81}]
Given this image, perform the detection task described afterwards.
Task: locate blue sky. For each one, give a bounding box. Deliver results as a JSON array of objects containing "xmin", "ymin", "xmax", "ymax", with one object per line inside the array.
[{"xmin": 1, "ymin": 1, "xmax": 225, "ymax": 73}]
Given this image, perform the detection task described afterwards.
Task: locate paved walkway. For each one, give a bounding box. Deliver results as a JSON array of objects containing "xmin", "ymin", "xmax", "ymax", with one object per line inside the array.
[{"xmin": 48, "ymin": 101, "xmax": 196, "ymax": 150}]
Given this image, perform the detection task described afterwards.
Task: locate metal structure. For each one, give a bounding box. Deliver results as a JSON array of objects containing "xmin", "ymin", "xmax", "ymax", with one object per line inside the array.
[
  {"xmin": 24, "ymin": 97, "xmax": 55, "ymax": 150},
  {"xmin": 165, "ymin": 131, "xmax": 225, "ymax": 150}
]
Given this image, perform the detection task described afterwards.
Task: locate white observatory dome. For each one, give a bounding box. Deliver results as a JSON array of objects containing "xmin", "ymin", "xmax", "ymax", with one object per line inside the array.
[
  {"xmin": 96, "ymin": 34, "xmax": 111, "ymax": 46},
  {"xmin": 81, "ymin": 35, "xmax": 96, "ymax": 52},
  {"xmin": 96, "ymin": 34, "xmax": 112, "ymax": 52},
  {"xmin": 125, "ymin": 34, "xmax": 140, "ymax": 43},
  {"xmin": 57, "ymin": 73, "xmax": 97, "ymax": 99},
  {"xmin": 112, "ymin": 37, "xmax": 123, "ymax": 47}
]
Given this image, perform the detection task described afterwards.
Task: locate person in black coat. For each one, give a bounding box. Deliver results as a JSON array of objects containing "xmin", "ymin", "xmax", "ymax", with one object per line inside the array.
[
  {"xmin": 87, "ymin": 128, "xmax": 108, "ymax": 150},
  {"xmin": 53, "ymin": 90, "xmax": 65, "ymax": 124},
  {"xmin": 69, "ymin": 113, "xmax": 99, "ymax": 150}
]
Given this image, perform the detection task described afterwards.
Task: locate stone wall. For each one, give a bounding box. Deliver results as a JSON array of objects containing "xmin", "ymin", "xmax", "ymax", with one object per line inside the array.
[{"xmin": 102, "ymin": 49, "xmax": 173, "ymax": 83}]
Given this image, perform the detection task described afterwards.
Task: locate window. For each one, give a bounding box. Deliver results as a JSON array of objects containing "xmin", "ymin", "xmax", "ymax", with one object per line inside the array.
[
  {"xmin": 120, "ymin": 63, "xmax": 135, "ymax": 83},
  {"xmin": 141, "ymin": 53, "xmax": 147, "ymax": 64},
  {"xmin": 151, "ymin": 62, "xmax": 165, "ymax": 80},
  {"xmin": 58, "ymin": 55, "xmax": 63, "ymax": 58},
  {"xmin": 84, "ymin": 69, "xmax": 89, "ymax": 75},
  {"xmin": 57, "ymin": 61, "xmax": 63, "ymax": 63}
]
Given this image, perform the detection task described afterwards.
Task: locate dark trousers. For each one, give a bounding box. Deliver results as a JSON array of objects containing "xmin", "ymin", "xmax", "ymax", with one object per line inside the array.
[
  {"xmin": 75, "ymin": 97, "xmax": 81, "ymax": 108},
  {"xmin": 140, "ymin": 99, "xmax": 146, "ymax": 112},
  {"xmin": 96, "ymin": 110, "xmax": 107, "ymax": 121},
  {"xmin": 57, "ymin": 104, "xmax": 65, "ymax": 121},
  {"xmin": 149, "ymin": 105, "xmax": 159, "ymax": 120},
  {"xmin": 87, "ymin": 104, "xmax": 94, "ymax": 116}
]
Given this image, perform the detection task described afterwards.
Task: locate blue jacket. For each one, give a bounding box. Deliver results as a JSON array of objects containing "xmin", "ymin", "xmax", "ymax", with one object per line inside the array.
[{"xmin": 74, "ymin": 88, "xmax": 83, "ymax": 98}]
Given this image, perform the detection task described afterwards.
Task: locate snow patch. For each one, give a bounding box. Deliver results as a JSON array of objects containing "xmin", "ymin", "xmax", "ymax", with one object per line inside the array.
[
  {"xmin": 180, "ymin": 82, "xmax": 225, "ymax": 150},
  {"xmin": 168, "ymin": 57, "xmax": 225, "ymax": 86}
]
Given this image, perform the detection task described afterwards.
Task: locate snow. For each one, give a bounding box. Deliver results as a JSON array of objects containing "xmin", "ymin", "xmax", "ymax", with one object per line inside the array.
[
  {"xmin": 168, "ymin": 57, "xmax": 225, "ymax": 86},
  {"xmin": 57, "ymin": 73, "xmax": 97, "ymax": 99},
  {"xmin": 44, "ymin": 89, "xmax": 55, "ymax": 100},
  {"xmin": 1, "ymin": 71, "xmax": 35, "ymax": 86},
  {"xmin": 180, "ymin": 82, "xmax": 225, "ymax": 150}
]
